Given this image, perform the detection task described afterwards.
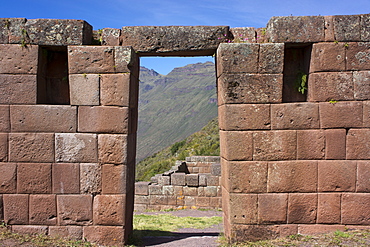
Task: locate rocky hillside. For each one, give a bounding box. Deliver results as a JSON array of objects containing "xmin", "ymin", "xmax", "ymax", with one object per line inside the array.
[{"xmin": 137, "ymin": 61, "xmax": 217, "ymax": 162}]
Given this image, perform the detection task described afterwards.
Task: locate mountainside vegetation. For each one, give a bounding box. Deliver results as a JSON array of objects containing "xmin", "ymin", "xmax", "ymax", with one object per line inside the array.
[
  {"xmin": 136, "ymin": 117, "xmax": 219, "ymax": 182},
  {"xmin": 137, "ymin": 61, "xmax": 218, "ymax": 162}
]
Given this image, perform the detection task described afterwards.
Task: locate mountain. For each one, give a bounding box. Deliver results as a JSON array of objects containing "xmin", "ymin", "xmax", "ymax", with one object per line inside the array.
[{"xmin": 137, "ymin": 61, "xmax": 218, "ymax": 162}]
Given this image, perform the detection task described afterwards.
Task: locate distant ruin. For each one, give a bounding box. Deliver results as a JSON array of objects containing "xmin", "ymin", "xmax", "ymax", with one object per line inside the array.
[{"xmin": 0, "ymin": 14, "xmax": 370, "ymax": 246}]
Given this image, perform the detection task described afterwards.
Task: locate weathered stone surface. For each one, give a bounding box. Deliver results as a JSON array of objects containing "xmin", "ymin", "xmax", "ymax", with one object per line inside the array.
[
  {"xmin": 57, "ymin": 195, "xmax": 93, "ymax": 226},
  {"xmin": 69, "ymin": 74, "xmax": 100, "ymax": 105},
  {"xmin": 308, "ymin": 72, "xmax": 354, "ymax": 102},
  {"xmin": 52, "ymin": 163, "xmax": 80, "ymax": 194},
  {"xmin": 353, "ymin": 71, "xmax": 370, "ymax": 100},
  {"xmin": 258, "ymin": 43, "xmax": 284, "ymax": 74},
  {"xmin": 0, "ymin": 75, "xmax": 37, "ymax": 104},
  {"xmin": 347, "ymin": 129, "xmax": 370, "ymax": 159},
  {"xmin": 298, "ymin": 225, "xmax": 345, "ymax": 235},
  {"xmin": 218, "ymin": 74, "xmax": 283, "ymax": 105},
  {"xmin": 55, "ymin": 133, "xmax": 97, "ymax": 163},
  {"xmin": 3, "ymin": 194, "xmax": 29, "ymax": 224},
  {"xmin": 80, "ymin": 163, "xmax": 101, "ymax": 195},
  {"xmin": 318, "ymin": 160, "xmax": 356, "ymax": 192},
  {"xmin": 78, "ymin": 106, "xmax": 129, "ymax": 134},
  {"xmin": 29, "ymin": 194, "xmax": 56, "ymax": 225},
  {"xmin": 183, "ymin": 186, "xmax": 197, "ymax": 196},
  {"xmin": 219, "ymin": 131, "xmax": 251, "ymax": 161},
  {"xmin": 0, "ymin": 163, "xmax": 16, "ymax": 193},
  {"xmin": 0, "ymin": 18, "xmax": 27, "ymax": 44},
  {"xmin": 253, "ymin": 130, "xmax": 296, "ymax": 161},
  {"xmin": 258, "ymin": 194, "xmax": 288, "ymax": 224},
  {"xmin": 93, "ymin": 195, "xmax": 125, "ymax": 225},
  {"xmin": 297, "ymin": 130, "xmax": 325, "ymax": 160},
  {"xmin": 230, "ymin": 27, "xmax": 256, "ymax": 43},
  {"xmin": 135, "ymin": 182, "xmax": 150, "ymax": 196},
  {"xmin": 357, "ymin": 161, "xmax": 370, "ymax": 192},
  {"xmin": 0, "ymin": 133, "xmax": 7, "ymax": 162},
  {"xmin": 12, "ymin": 226, "xmax": 48, "ymax": 235},
  {"xmin": 17, "ymin": 163, "xmax": 52, "ymax": 194},
  {"xmin": 100, "ymin": 74, "xmax": 130, "ymax": 106},
  {"xmin": 325, "ymin": 129, "xmax": 346, "ymax": 159},
  {"xmin": 150, "ymin": 195, "xmax": 168, "ymax": 205},
  {"xmin": 24, "ymin": 19, "xmax": 92, "ymax": 45},
  {"xmin": 148, "ymin": 184, "xmax": 162, "ymax": 195},
  {"xmin": 10, "ymin": 105, "xmax": 76, "ymax": 132},
  {"xmin": 114, "ymin": 46, "xmax": 138, "ymax": 74},
  {"xmin": 230, "ymin": 224, "xmax": 280, "ymax": 242},
  {"xmin": 0, "ymin": 106, "xmax": 9, "ymax": 132},
  {"xmin": 216, "ymin": 43, "xmax": 259, "ymax": 76},
  {"xmin": 346, "ymin": 42, "xmax": 370, "ymax": 70},
  {"xmin": 121, "ymin": 26, "xmax": 229, "ymax": 55},
  {"xmin": 324, "ymin": 16, "xmax": 335, "ymax": 41},
  {"xmin": 171, "ymin": 173, "xmax": 186, "ymax": 186},
  {"xmin": 102, "ymin": 164, "xmax": 127, "ymax": 194},
  {"xmin": 98, "ymin": 134, "xmax": 127, "ymax": 164},
  {"xmin": 83, "ymin": 226, "xmax": 125, "ymax": 246},
  {"xmin": 219, "ymin": 104, "xmax": 270, "ymax": 130},
  {"xmin": 196, "ymin": 197, "xmax": 210, "ymax": 207},
  {"xmin": 342, "ymin": 193, "xmax": 370, "ymax": 224},
  {"xmin": 9, "ymin": 133, "xmax": 54, "ymax": 162},
  {"xmin": 317, "ymin": 193, "xmax": 341, "ymax": 224},
  {"xmin": 361, "ymin": 14, "xmax": 370, "ymax": 41},
  {"xmin": 268, "ymin": 161, "xmax": 317, "ymax": 193},
  {"xmin": 266, "ymin": 16, "xmax": 325, "ymax": 43},
  {"xmin": 211, "ymin": 163, "xmax": 221, "ymax": 176},
  {"xmin": 0, "ymin": 44, "xmax": 38, "ymax": 74},
  {"xmin": 287, "ymin": 193, "xmax": 317, "ymax": 223},
  {"xmin": 319, "ymin": 101, "xmax": 362, "ymax": 128},
  {"xmin": 271, "ymin": 103, "xmax": 319, "ymax": 130},
  {"xmin": 102, "ymin": 28, "xmax": 121, "ymax": 46},
  {"xmin": 49, "ymin": 226, "xmax": 83, "ymax": 239},
  {"xmin": 310, "ymin": 42, "xmax": 346, "ymax": 72},
  {"xmin": 333, "ymin": 15, "xmax": 361, "ymax": 41}
]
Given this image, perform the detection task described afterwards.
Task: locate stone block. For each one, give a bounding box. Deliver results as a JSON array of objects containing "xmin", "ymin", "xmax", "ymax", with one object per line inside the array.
[
  {"xmin": 148, "ymin": 184, "xmax": 162, "ymax": 195},
  {"xmin": 80, "ymin": 163, "xmax": 101, "ymax": 195},
  {"xmin": 362, "ymin": 14, "xmax": 370, "ymax": 41},
  {"xmin": 185, "ymin": 174, "xmax": 199, "ymax": 187},
  {"xmin": 184, "ymin": 196, "xmax": 196, "ymax": 206},
  {"xmin": 12, "ymin": 225, "xmax": 48, "ymax": 235},
  {"xmin": 52, "ymin": 163, "xmax": 80, "ymax": 194},
  {"xmin": 3, "ymin": 194, "xmax": 28, "ymax": 224},
  {"xmin": 135, "ymin": 195, "xmax": 149, "ymax": 205},
  {"xmin": 229, "ymin": 224, "xmax": 280, "ymax": 242},
  {"xmin": 206, "ymin": 175, "xmax": 219, "ymax": 186},
  {"xmin": 258, "ymin": 43, "xmax": 284, "ymax": 74},
  {"xmin": 55, "ymin": 133, "xmax": 97, "ymax": 163},
  {"xmin": 29, "ymin": 194, "xmax": 56, "ymax": 225},
  {"xmin": 49, "ymin": 226, "xmax": 83, "ymax": 239},
  {"xmin": 210, "ymin": 197, "xmax": 222, "ymax": 208},
  {"xmin": 218, "ymin": 74, "xmax": 283, "ymax": 105},
  {"xmin": 346, "ymin": 42, "xmax": 370, "ymax": 70},
  {"xmin": 219, "ymin": 104, "xmax": 271, "ymax": 131},
  {"xmin": 101, "ymin": 28, "xmax": 120, "ymax": 46},
  {"xmin": 17, "ymin": 163, "xmax": 52, "ymax": 194},
  {"xmin": 333, "ymin": 15, "xmax": 361, "ymax": 41},
  {"xmin": 24, "ymin": 19, "xmax": 92, "ymax": 45},
  {"xmin": 149, "ymin": 195, "xmax": 167, "ymax": 205},
  {"xmin": 266, "ymin": 16, "xmax": 325, "ymax": 43},
  {"xmin": 211, "ymin": 163, "xmax": 221, "ymax": 176},
  {"xmin": 219, "ymin": 131, "xmax": 252, "ymax": 161},
  {"xmin": 0, "ymin": 163, "xmax": 16, "ymax": 193},
  {"xmin": 271, "ymin": 103, "xmax": 319, "ymax": 130},
  {"xmin": 0, "ymin": 133, "xmax": 7, "ymax": 162},
  {"xmin": 100, "ymin": 74, "xmax": 130, "ymax": 106},
  {"xmin": 268, "ymin": 161, "xmax": 317, "ymax": 193},
  {"xmin": 114, "ymin": 46, "xmax": 138, "ymax": 73},
  {"xmin": 324, "ymin": 129, "xmax": 346, "ymax": 159},
  {"xmin": 57, "ymin": 195, "xmax": 93, "ymax": 226},
  {"xmin": 230, "ymin": 27, "xmax": 256, "ymax": 43},
  {"xmin": 135, "ymin": 182, "xmax": 150, "ymax": 195},
  {"xmin": 346, "ymin": 129, "xmax": 370, "ymax": 159},
  {"xmin": 227, "ymin": 161, "xmax": 267, "ymax": 193},
  {"xmin": 93, "ymin": 195, "xmax": 125, "ymax": 225},
  {"xmin": 98, "ymin": 134, "xmax": 127, "ymax": 164},
  {"xmin": 68, "ymin": 46, "xmax": 115, "ymax": 74},
  {"xmin": 171, "ymin": 173, "xmax": 186, "ymax": 186},
  {"xmin": 162, "ymin": 185, "xmax": 174, "ymax": 195},
  {"xmin": 342, "ymin": 193, "xmax": 370, "ymax": 224},
  {"xmin": 83, "ymin": 226, "xmax": 125, "ymax": 246},
  {"xmin": 196, "ymin": 197, "xmax": 210, "ymax": 207},
  {"xmin": 9, "ymin": 133, "xmax": 54, "ymax": 162},
  {"xmin": 198, "ymin": 187, "xmax": 205, "ymax": 197},
  {"xmin": 102, "ymin": 164, "xmax": 127, "ymax": 194},
  {"xmin": 69, "ymin": 74, "xmax": 100, "ymax": 105},
  {"xmin": 0, "ymin": 44, "xmax": 38, "ymax": 74},
  {"xmin": 310, "ymin": 42, "xmax": 346, "ymax": 72},
  {"xmin": 298, "ymin": 224, "xmax": 345, "ymax": 235},
  {"xmin": 317, "ymin": 193, "xmax": 341, "ymax": 224},
  {"xmin": 353, "ymin": 71, "xmax": 370, "ymax": 100},
  {"xmin": 319, "ymin": 101, "xmax": 362, "ymax": 128},
  {"xmin": 204, "ymin": 186, "xmax": 218, "ymax": 197},
  {"xmin": 216, "ymin": 43, "xmax": 259, "ymax": 76},
  {"xmin": 183, "ymin": 186, "xmax": 197, "ymax": 196},
  {"xmin": 258, "ymin": 194, "xmax": 287, "ymax": 224},
  {"xmin": 297, "ymin": 130, "xmax": 325, "ymax": 160},
  {"xmin": 324, "ymin": 16, "xmax": 335, "ymax": 41},
  {"xmin": 78, "ymin": 106, "xmax": 129, "ymax": 134},
  {"xmin": 0, "ymin": 18, "xmax": 27, "ymax": 44},
  {"xmin": 121, "ymin": 26, "xmax": 229, "ymax": 56},
  {"xmin": 10, "ymin": 105, "xmax": 77, "ymax": 132},
  {"xmin": 287, "ymin": 193, "xmax": 317, "ymax": 224},
  {"xmin": 173, "ymin": 186, "xmax": 183, "ymax": 196},
  {"xmin": 357, "ymin": 161, "xmax": 370, "ymax": 192},
  {"xmin": 158, "ymin": 175, "xmax": 170, "ymax": 185},
  {"xmin": 307, "ymin": 72, "xmax": 354, "ymax": 102},
  {"xmin": 0, "ymin": 105, "xmax": 9, "ymax": 132},
  {"xmin": 0, "ymin": 75, "xmax": 37, "ymax": 104},
  {"xmin": 253, "ymin": 130, "xmax": 296, "ymax": 161},
  {"xmin": 318, "ymin": 160, "xmax": 356, "ymax": 192}
]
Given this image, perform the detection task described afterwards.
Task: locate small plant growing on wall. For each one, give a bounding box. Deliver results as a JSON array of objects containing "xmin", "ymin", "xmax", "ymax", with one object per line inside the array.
[{"xmin": 295, "ymin": 71, "xmax": 307, "ymax": 94}]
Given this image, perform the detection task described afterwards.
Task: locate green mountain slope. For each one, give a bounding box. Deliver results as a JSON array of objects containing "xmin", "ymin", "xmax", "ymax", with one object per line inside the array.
[
  {"xmin": 136, "ymin": 117, "xmax": 219, "ymax": 181},
  {"xmin": 137, "ymin": 61, "xmax": 218, "ymax": 162}
]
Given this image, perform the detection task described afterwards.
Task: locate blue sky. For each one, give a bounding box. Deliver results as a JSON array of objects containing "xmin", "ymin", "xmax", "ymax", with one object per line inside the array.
[{"xmin": 1, "ymin": 0, "xmax": 369, "ymax": 74}]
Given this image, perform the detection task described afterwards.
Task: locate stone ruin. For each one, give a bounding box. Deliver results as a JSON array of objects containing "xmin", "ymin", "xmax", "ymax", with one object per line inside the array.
[{"xmin": 0, "ymin": 14, "xmax": 370, "ymax": 245}]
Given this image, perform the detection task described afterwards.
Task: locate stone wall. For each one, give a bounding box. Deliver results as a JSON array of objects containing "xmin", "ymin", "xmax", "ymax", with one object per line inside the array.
[{"xmin": 134, "ymin": 156, "xmax": 221, "ymax": 211}]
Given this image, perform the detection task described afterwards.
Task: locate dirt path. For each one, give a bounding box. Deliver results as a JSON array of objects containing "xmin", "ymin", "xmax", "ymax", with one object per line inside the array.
[{"xmin": 134, "ymin": 209, "xmax": 223, "ymax": 247}]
